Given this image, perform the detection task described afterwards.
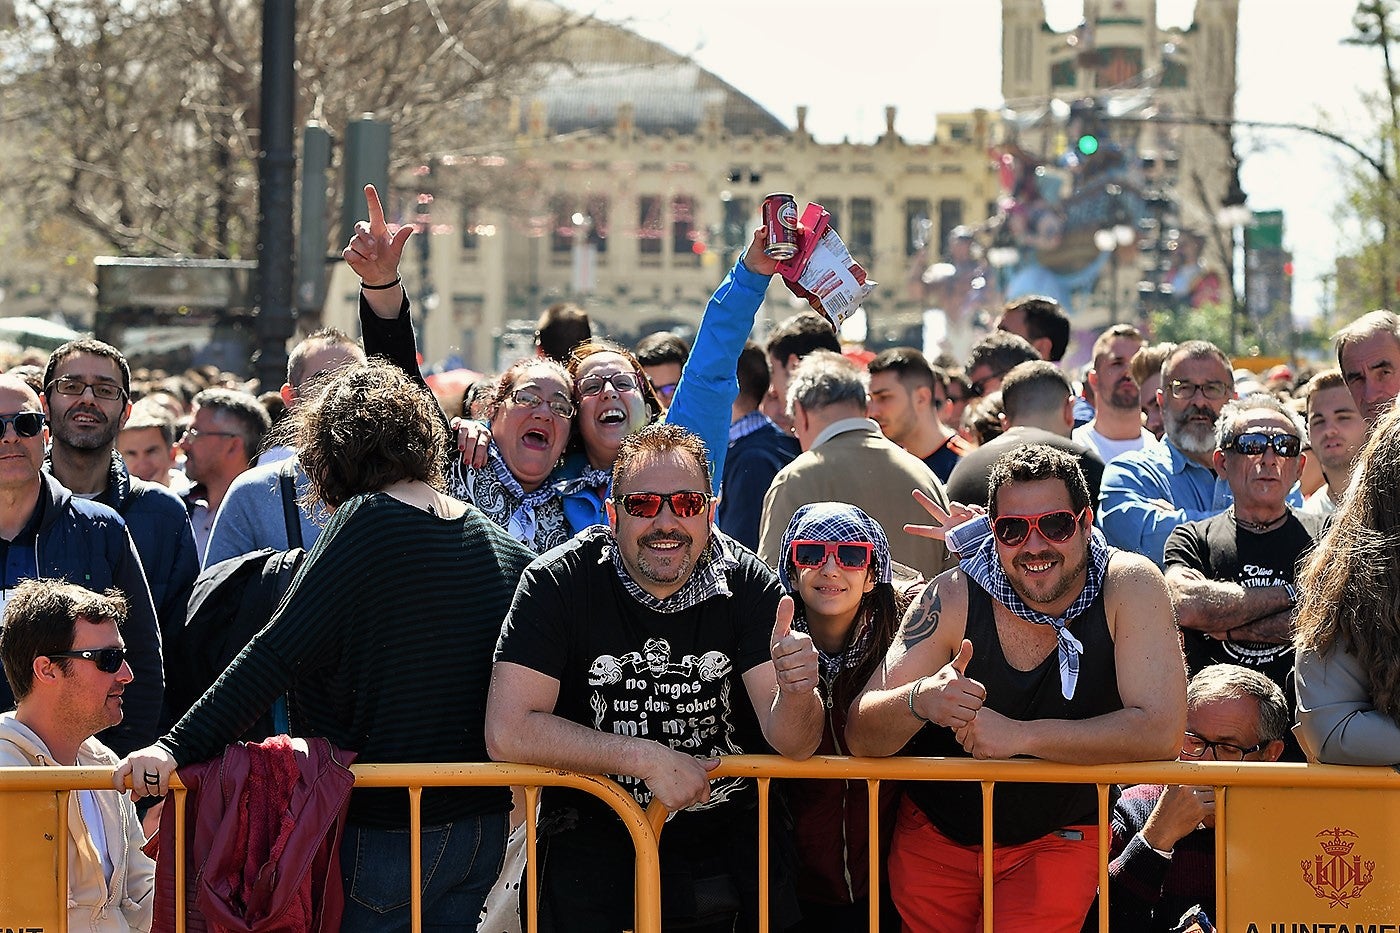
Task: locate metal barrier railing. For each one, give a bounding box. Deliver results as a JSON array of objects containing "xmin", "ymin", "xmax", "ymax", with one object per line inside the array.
[{"xmin": 6, "ymin": 755, "xmax": 1400, "ymax": 931}]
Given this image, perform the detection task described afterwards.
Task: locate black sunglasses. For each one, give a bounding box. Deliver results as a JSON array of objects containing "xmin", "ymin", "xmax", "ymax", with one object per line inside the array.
[
  {"xmin": 1226, "ymin": 432, "xmax": 1302, "ymax": 458},
  {"xmin": 46, "ymin": 647, "xmax": 127, "ymax": 674},
  {"xmin": 968, "ymin": 372, "xmax": 1006, "ymax": 398},
  {"xmin": 992, "ymin": 508, "xmax": 1087, "ymax": 547},
  {"xmin": 0, "ymin": 411, "xmax": 46, "ymax": 438},
  {"xmin": 614, "ymin": 490, "xmax": 710, "ymax": 519}
]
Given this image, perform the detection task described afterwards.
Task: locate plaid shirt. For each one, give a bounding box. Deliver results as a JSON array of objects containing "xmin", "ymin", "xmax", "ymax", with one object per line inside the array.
[
  {"xmin": 600, "ymin": 525, "xmax": 739, "ymax": 613},
  {"xmin": 950, "ymin": 515, "xmax": 1115, "ymax": 700},
  {"xmin": 729, "ymin": 410, "xmax": 780, "ymax": 444}
]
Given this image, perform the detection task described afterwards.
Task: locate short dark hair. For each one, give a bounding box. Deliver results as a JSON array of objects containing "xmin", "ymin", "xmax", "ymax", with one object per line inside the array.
[
  {"xmin": 287, "ymin": 328, "xmax": 363, "ymax": 389},
  {"xmin": 634, "ymin": 332, "xmax": 690, "ymax": 369},
  {"xmin": 966, "ymin": 331, "xmax": 1041, "ymax": 377},
  {"xmin": 0, "ymin": 580, "xmax": 127, "ymax": 702},
  {"xmin": 295, "ymin": 358, "xmax": 446, "ymax": 509},
  {"xmin": 536, "ymin": 303, "xmax": 593, "ymax": 364},
  {"xmin": 613, "ymin": 422, "xmax": 711, "ymax": 493},
  {"xmin": 987, "ymin": 444, "xmax": 1091, "ymax": 521},
  {"xmin": 1000, "ymin": 360, "xmax": 1073, "ymax": 422},
  {"xmin": 868, "ymin": 347, "xmax": 936, "ymax": 393},
  {"xmin": 766, "ymin": 312, "xmax": 840, "ymax": 365},
  {"xmin": 736, "ymin": 342, "xmax": 771, "ymax": 408},
  {"xmin": 1002, "ymin": 295, "xmax": 1070, "ymax": 362},
  {"xmin": 192, "ymin": 387, "xmax": 273, "ymax": 464},
  {"xmin": 44, "ymin": 338, "xmax": 131, "ymax": 397}
]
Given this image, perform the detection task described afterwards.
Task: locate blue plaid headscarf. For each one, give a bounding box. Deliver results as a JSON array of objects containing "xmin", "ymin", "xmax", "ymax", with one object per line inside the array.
[{"xmin": 778, "ymin": 502, "xmax": 893, "ymax": 592}]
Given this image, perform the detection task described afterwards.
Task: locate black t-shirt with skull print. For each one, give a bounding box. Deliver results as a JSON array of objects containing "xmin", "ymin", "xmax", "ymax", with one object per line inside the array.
[{"xmin": 495, "ymin": 525, "xmax": 781, "ymax": 832}]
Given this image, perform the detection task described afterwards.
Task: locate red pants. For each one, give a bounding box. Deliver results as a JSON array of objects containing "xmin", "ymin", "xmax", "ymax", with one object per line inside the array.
[{"xmin": 887, "ymin": 797, "xmax": 1098, "ymax": 933}]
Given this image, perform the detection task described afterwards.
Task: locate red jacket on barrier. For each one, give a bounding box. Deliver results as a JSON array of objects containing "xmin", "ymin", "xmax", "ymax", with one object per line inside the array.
[{"xmin": 148, "ymin": 735, "xmax": 356, "ymax": 932}]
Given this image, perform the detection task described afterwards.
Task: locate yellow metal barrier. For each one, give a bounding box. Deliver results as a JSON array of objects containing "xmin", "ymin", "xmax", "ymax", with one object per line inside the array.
[{"xmin": 7, "ymin": 756, "xmax": 1400, "ymax": 931}]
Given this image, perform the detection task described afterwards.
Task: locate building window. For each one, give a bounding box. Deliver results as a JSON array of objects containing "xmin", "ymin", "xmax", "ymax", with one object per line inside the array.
[
  {"xmin": 1050, "ymin": 59, "xmax": 1076, "ymax": 88},
  {"xmin": 905, "ymin": 199, "xmax": 932, "ymax": 257},
  {"xmin": 938, "ymin": 199, "xmax": 964, "ymax": 258},
  {"xmin": 587, "ymin": 195, "xmax": 609, "ymax": 255},
  {"xmin": 672, "ymin": 195, "xmax": 698, "ymax": 265},
  {"xmin": 721, "ymin": 196, "xmax": 752, "ymax": 257},
  {"xmin": 817, "ymin": 197, "xmax": 840, "ymax": 237},
  {"xmin": 461, "ymin": 201, "xmax": 477, "ymax": 251},
  {"xmin": 550, "ymin": 195, "xmax": 573, "ymax": 255},
  {"xmin": 1163, "ymin": 59, "xmax": 1188, "ymax": 88},
  {"xmin": 1097, "ymin": 47, "xmax": 1144, "ymax": 87},
  {"xmin": 849, "ymin": 198, "xmax": 874, "ymax": 261},
  {"xmin": 639, "ymin": 195, "xmax": 664, "ymax": 257}
]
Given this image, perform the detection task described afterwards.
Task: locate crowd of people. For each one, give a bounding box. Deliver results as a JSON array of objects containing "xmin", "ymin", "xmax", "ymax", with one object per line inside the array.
[{"xmin": 3, "ymin": 188, "xmax": 1400, "ymax": 932}]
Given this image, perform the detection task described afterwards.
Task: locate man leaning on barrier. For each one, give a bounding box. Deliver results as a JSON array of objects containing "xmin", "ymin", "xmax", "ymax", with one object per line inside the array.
[
  {"xmin": 486, "ymin": 422, "xmax": 823, "ymax": 932},
  {"xmin": 845, "ymin": 444, "xmax": 1186, "ymax": 933},
  {"xmin": 0, "ymin": 580, "xmax": 154, "ymax": 931}
]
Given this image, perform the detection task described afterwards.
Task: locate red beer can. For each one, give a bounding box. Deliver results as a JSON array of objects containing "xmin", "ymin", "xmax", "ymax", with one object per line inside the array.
[{"xmin": 762, "ymin": 193, "xmax": 799, "ymax": 260}]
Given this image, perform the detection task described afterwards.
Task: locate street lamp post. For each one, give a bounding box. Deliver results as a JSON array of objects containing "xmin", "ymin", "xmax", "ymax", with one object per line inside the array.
[{"xmin": 1094, "ymin": 184, "xmax": 1137, "ymax": 325}]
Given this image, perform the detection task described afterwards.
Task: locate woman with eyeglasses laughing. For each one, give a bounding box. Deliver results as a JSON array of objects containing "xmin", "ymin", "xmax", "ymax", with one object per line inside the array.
[{"xmin": 776, "ymin": 502, "xmax": 916, "ymax": 931}]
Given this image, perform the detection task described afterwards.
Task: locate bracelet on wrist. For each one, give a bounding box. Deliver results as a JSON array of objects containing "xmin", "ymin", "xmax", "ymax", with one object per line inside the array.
[
  {"xmin": 360, "ymin": 276, "xmax": 402, "ymax": 290},
  {"xmin": 908, "ymin": 676, "xmax": 930, "ymax": 725}
]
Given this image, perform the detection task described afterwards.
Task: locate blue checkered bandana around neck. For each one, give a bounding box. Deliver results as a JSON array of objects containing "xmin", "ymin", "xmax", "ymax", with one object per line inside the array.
[
  {"xmin": 952, "ymin": 514, "xmax": 1114, "ymax": 701},
  {"xmin": 601, "ymin": 525, "xmax": 738, "ymax": 613}
]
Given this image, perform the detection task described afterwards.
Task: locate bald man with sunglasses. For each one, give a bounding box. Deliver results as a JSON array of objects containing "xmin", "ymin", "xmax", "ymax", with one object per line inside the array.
[
  {"xmin": 847, "ymin": 444, "xmax": 1184, "ymax": 933},
  {"xmin": 1162, "ymin": 394, "xmax": 1325, "ymax": 762},
  {"xmin": 487, "ymin": 422, "xmax": 821, "ymax": 932}
]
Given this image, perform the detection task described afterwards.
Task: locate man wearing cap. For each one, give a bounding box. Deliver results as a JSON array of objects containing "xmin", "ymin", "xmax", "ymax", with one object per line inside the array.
[
  {"xmin": 846, "ymin": 444, "xmax": 1184, "ymax": 933},
  {"xmin": 0, "ymin": 580, "xmax": 155, "ymax": 930}
]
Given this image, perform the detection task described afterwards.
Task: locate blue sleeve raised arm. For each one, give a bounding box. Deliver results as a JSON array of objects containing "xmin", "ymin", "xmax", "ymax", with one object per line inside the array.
[{"xmin": 665, "ymin": 260, "xmax": 771, "ymax": 494}]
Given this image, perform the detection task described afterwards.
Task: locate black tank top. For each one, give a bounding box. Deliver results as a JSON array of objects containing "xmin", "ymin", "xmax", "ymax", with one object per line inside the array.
[{"xmin": 904, "ymin": 576, "xmax": 1123, "ymax": 846}]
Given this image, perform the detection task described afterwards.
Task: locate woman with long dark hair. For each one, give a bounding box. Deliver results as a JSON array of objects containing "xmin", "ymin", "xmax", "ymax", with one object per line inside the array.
[
  {"xmin": 1295, "ymin": 406, "xmax": 1400, "ymax": 764},
  {"xmin": 776, "ymin": 502, "xmax": 912, "ymax": 931}
]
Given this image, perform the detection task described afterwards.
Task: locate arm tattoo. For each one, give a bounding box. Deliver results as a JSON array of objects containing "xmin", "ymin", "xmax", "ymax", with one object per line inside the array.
[{"xmin": 901, "ymin": 587, "xmax": 942, "ymax": 648}]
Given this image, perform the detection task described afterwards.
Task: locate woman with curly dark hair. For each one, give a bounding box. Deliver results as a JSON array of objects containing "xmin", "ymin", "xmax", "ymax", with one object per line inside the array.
[
  {"xmin": 1295, "ymin": 405, "xmax": 1400, "ymax": 765},
  {"xmin": 118, "ymin": 359, "xmax": 536, "ymax": 930}
]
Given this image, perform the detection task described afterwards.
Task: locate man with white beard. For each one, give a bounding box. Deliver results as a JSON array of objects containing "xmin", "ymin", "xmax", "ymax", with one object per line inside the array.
[{"xmin": 1098, "ymin": 341, "xmax": 1251, "ymax": 566}]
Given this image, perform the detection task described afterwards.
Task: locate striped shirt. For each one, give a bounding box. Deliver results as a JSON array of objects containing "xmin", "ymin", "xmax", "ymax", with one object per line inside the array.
[{"xmin": 162, "ymin": 492, "xmax": 535, "ymax": 828}]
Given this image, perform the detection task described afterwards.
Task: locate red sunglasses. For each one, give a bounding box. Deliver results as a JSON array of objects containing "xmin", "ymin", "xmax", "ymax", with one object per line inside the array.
[
  {"xmin": 992, "ymin": 508, "xmax": 1089, "ymax": 547},
  {"xmin": 614, "ymin": 491, "xmax": 710, "ymax": 519},
  {"xmin": 790, "ymin": 540, "xmax": 875, "ymax": 571}
]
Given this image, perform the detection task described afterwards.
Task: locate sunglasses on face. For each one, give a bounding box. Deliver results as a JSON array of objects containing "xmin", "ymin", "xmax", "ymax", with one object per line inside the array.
[
  {"xmin": 508, "ymin": 388, "xmax": 576, "ymax": 419},
  {"xmin": 1226, "ymin": 431, "xmax": 1302, "ymax": 458},
  {"xmin": 790, "ymin": 540, "xmax": 875, "ymax": 571},
  {"xmin": 46, "ymin": 647, "xmax": 127, "ymax": 674},
  {"xmin": 1167, "ymin": 379, "xmax": 1230, "ymax": 401},
  {"xmin": 614, "ymin": 490, "xmax": 710, "ymax": 519},
  {"xmin": 992, "ymin": 508, "xmax": 1088, "ymax": 547},
  {"xmin": 0, "ymin": 411, "xmax": 46, "ymax": 438},
  {"xmin": 48, "ymin": 376, "xmax": 128, "ymax": 402},
  {"xmin": 968, "ymin": 373, "xmax": 1006, "ymax": 399},
  {"xmin": 577, "ymin": 372, "xmax": 641, "ymax": 398}
]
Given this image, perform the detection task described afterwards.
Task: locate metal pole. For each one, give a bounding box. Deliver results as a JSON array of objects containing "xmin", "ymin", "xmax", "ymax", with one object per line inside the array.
[{"xmin": 254, "ymin": 0, "xmax": 297, "ymax": 392}]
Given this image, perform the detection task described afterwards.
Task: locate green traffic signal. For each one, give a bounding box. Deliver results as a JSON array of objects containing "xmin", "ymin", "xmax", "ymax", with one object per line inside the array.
[{"xmin": 1077, "ymin": 134, "xmax": 1100, "ymax": 156}]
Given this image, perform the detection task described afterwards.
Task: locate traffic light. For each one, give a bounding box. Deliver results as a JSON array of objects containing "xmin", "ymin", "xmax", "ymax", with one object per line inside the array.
[{"xmin": 1076, "ymin": 133, "xmax": 1100, "ymax": 156}]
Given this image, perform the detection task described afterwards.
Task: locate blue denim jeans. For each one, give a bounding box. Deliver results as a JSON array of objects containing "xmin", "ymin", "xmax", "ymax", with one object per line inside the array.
[{"xmin": 341, "ymin": 811, "xmax": 507, "ymax": 932}]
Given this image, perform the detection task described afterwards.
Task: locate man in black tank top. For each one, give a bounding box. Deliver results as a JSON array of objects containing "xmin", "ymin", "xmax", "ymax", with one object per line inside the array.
[{"xmin": 846, "ymin": 445, "xmax": 1187, "ymax": 933}]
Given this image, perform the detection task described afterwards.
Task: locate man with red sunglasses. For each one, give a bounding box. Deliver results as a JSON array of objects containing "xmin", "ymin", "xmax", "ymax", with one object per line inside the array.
[
  {"xmin": 487, "ymin": 422, "xmax": 821, "ymax": 932},
  {"xmin": 847, "ymin": 444, "xmax": 1185, "ymax": 933}
]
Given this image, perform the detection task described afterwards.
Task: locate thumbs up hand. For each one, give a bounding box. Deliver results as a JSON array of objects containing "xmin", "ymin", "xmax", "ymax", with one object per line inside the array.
[
  {"xmin": 770, "ymin": 595, "xmax": 820, "ymax": 695},
  {"xmin": 911, "ymin": 638, "xmax": 986, "ymax": 729}
]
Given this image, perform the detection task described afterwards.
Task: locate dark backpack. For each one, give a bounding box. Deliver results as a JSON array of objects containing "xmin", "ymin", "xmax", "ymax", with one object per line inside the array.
[
  {"xmin": 167, "ymin": 547, "xmax": 306, "ymax": 739},
  {"xmin": 166, "ymin": 459, "xmax": 309, "ymax": 738}
]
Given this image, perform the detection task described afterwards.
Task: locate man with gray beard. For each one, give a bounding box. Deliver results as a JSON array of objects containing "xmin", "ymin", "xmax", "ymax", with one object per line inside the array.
[{"xmin": 1097, "ymin": 341, "xmax": 1238, "ymax": 566}]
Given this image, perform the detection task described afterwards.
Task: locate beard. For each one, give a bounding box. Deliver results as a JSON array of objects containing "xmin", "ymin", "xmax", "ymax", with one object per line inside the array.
[
  {"xmin": 52, "ymin": 416, "xmax": 120, "ymax": 451},
  {"xmin": 1005, "ymin": 543, "xmax": 1089, "ymax": 609},
  {"xmin": 632, "ymin": 529, "xmax": 698, "ymax": 586},
  {"xmin": 1163, "ymin": 403, "xmax": 1219, "ymax": 454},
  {"xmin": 1105, "ymin": 380, "xmax": 1141, "ymax": 411}
]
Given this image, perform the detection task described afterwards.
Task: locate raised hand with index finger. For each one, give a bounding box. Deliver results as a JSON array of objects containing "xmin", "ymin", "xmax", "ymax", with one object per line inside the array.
[{"xmin": 341, "ymin": 184, "xmax": 413, "ymax": 288}]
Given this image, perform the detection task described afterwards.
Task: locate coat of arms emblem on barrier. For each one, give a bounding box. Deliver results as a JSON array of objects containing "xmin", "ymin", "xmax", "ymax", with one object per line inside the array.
[{"xmin": 1302, "ymin": 827, "xmax": 1375, "ymax": 908}]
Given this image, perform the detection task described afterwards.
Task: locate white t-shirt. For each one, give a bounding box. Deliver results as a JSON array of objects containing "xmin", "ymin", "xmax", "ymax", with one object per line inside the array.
[{"xmin": 1072, "ymin": 423, "xmax": 1157, "ymax": 463}]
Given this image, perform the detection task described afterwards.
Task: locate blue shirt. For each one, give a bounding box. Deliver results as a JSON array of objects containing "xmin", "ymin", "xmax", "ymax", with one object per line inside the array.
[{"xmin": 1097, "ymin": 438, "xmax": 1301, "ymax": 566}]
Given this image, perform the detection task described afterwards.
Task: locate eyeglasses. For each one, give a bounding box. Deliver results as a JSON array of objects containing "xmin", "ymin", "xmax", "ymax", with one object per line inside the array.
[
  {"xmin": 0, "ymin": 411, "xmax": 46, "ymax": 438},
  {"xmin": 1180, "ymin": 731, "xmax": 1267, "ymax": 761},
  {"xmin": 48, "ymin": 376, "xmax": 128, "ymax": 402},
  {"xmin": 508, "ymin": 388, "xmax": 576, "ymax": 419},
  {"xmin": 1167, "ymin": 379, "xmax": 1230, "ymax": 401},
  {"xmin": 968, "ymin": 372, "xmax": 1007, "ymax": 399},
  {"xmin": 614, "ymin": 490, "xmax": 710, "ymax": 519},
  {"xmin": 653, "ymin": 382, "xmax": 679, "ymax": 400},
  {"xmin": 180, "ymin": 427, "xmax": 240, "ymax": 444},
  {"xmin": 992, "ymin": 508, "xmax": 1088, "ymax": 547},
  {"xmin": 577, "ymin": 372, "xmax": 641, "ymax": 398},
  {"xmin": 1226, "ymin": 431, "xmax": 1302, "ymax": 458},
  {"xmin": 46, "ymin": 647, "xmax": 127, "ymax": 674},
  {"xmin": 790, "ymin": 540, "xmax": 875, "ymax": 571}
]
